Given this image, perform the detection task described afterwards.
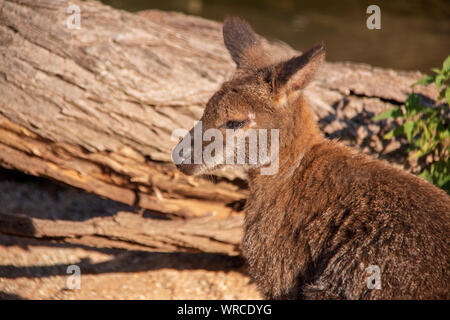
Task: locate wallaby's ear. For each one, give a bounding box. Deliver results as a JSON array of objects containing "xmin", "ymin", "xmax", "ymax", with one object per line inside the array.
[
  {"xmin": 223, "ymin": 17, "xmax": 264, "ymax": 70},
  {"xmin": 272, "ymin": 43, "xmax": 325, "ymax": 95}
]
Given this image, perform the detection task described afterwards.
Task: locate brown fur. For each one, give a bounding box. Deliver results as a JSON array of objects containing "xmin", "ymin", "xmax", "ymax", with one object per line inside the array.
[{"xmin": 173, "ymin": 17, "xmax": 450, "ymax": 299}]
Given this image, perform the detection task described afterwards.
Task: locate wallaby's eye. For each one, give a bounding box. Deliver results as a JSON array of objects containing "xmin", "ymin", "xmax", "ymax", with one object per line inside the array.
[{"xmin": 225, "ymin": 120, "xmax": 247, "ymax": 130}]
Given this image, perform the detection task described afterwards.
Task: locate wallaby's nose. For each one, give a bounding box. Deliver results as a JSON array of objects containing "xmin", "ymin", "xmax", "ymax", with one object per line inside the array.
[{"xmin": 174, "ymin": 160, "xmax": 198, "ymax": 176}]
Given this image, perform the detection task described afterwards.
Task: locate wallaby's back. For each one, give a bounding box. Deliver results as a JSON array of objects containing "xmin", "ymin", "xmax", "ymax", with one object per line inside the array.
[{"xmin": 244, "ymin": 140, "xmax": 450, "ymax": 299}]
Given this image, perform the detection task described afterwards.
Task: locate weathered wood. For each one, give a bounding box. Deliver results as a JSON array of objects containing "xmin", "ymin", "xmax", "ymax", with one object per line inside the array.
[
  {"xmin": 0, "ymin": 0, "xmax": 438, "ymax": 219},
  {"xmin": 0, "ymin": 211, "xmax": 243, "ymax": 255}
]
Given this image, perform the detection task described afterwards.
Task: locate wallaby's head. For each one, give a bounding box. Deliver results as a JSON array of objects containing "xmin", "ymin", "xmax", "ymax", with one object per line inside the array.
[{"xmin": 172, "ymin": 17, "xmax": 325, "ymax": 176}]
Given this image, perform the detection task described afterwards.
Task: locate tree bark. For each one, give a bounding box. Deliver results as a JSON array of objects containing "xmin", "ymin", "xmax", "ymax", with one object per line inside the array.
[
  {"xmin": 0, "ymin": 211, "xmax": 243, "ymax": 255},
  {"xmin": 0, "ymin": 0, "xmax": 438, "ymax": 222}
]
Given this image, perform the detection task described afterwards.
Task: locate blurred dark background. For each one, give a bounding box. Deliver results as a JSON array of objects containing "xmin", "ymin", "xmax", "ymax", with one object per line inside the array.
[{"xmin": 100, "ymin": 0, "xmax": 450, "ymax": 72}]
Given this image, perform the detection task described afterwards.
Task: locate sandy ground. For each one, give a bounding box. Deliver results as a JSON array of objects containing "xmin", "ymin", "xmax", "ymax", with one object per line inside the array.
[{"xmin": 0, "ymin": 169, "xmax": 261, "ymax": 300}]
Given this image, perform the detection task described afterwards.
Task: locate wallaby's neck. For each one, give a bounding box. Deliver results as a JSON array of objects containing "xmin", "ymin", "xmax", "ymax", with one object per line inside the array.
[{"xmin": 248, "ymin": 95, "xmax": 323, "ymax": 185}]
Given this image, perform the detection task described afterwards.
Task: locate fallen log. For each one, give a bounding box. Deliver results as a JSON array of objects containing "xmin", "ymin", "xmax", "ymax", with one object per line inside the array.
[
  {"xmin": 0, "ymin": 211, "xmax": 243, "ymax": 255},
  {"xmin": 0, "ymin": 0, "xmax": 438, "ymax": 221}
]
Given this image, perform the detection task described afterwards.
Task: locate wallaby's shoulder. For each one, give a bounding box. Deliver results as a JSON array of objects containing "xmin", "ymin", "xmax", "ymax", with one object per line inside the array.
[
  {"xmin": 297, "ymin": 139, "xmax": 450, "ymax": 216},
  {"xmin": 295, "ymin": 139, "xmax": 450, "ymax": 239}
]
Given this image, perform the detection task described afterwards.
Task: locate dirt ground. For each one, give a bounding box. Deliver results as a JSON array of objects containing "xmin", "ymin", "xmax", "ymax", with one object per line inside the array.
[{"xmin": 0, "ymin": 169, "xmax": 261, "ymax": 300}]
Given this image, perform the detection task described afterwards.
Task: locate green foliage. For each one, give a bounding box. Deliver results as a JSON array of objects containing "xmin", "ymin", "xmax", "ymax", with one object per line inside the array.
[{"xmin": 374, "ymin": 55, "xmax": 450, "ymax": 193}]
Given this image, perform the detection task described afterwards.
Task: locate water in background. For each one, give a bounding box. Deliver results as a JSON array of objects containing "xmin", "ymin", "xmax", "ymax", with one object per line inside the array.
[{"xmin": 101, "ymin": 0, "xmax": 450, "ymax": 72}]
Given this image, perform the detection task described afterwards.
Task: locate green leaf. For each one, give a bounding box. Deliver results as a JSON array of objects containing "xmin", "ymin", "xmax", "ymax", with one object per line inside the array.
[
  {"xmin": 431, "ymin": 68, "xmax": 442, "ymax": 74},
  {"xmin": 373, "ymin": 107, "xmax": 402, "ymax": 121},
  {"xmin": 383, "ymin": 129, "xmax": 395, "ymax": 140},
  {"xmin": 419, "ymin": 169, "xmax": 432, "ymax": 182},
  {"xmin": 423, "ymin": 126, "xmax": 431, "ymax": 141},
  {"xmin": 404, "ymin": 94, "xmax": 420, "ymax": 116},
  {"xmin": 412, "ymin": 149, "xmax": 428, "ymax": 159},
  {"xmin": 403, "ymin": 121, "xmax": 415, "ymax": 142},
  {"xmin": 435, "ymin": 74, "xmax": 445, "ymax": 89},
  {"xmin": 437, "ymin": 88, "xmax": 445, "ymax": 101},
  {"xmin": 412, "ymin": 75, "xmax": 435, "ymax": 86},
  {"xmin": 409, "ymin": 104, "xmax": 429, "ymax": 116},
  {"xmin": 446, "ymin": 87, "xmax": 450, "ymax": 105},
  {"xmin": 383, "ymin": 125, "xmax": 404, "ymax": 140},
  {"xmin": 422, "ymin": 139, "xmax": 431, "ymax": 153},
  {"xmin": 443, "ymin": 55, "xmax": 450, "ymax": 72},
  {"xmin": 420, "ymin": 105, "xmax": 438, "ymax": 115},
  {"xmin": 438, "ymin": 127, "xmax": 450, "ymax": 140}
]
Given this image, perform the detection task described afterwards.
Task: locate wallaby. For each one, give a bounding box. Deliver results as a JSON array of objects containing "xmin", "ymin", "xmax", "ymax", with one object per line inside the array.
[{"xmin": 172, "ymin": 17, "xmax": 450, "ymax": 299}]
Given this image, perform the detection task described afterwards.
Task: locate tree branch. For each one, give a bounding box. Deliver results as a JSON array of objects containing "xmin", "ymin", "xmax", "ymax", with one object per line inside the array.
[{"xmin": 0, "ymin": 211, "xmax": 243, "ymax": 255}]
